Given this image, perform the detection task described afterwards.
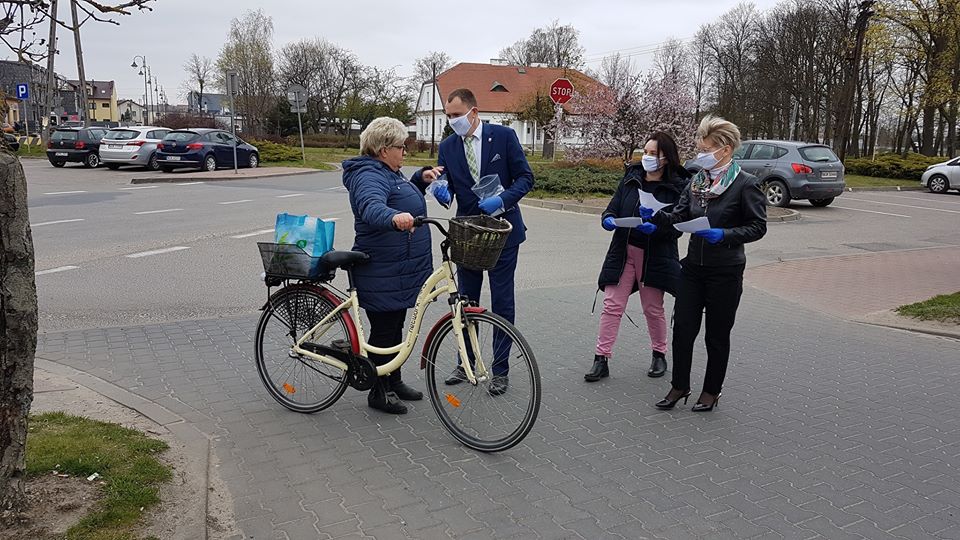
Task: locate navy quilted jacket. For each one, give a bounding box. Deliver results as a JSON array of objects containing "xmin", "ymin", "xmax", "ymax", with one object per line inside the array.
[{"xmin": 342, "ymin": 156, "xmax": 432, "ymax": 312}]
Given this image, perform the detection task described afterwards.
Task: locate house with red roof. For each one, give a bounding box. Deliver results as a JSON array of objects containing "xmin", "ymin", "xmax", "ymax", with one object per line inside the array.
[{"xmin": 413, "ymin": 60, "xmax": 603, "ymax": 150}]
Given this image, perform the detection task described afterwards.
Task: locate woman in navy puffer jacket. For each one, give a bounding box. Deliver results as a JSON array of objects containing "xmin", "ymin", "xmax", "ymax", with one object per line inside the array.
[{"xmin": 342, "ymin": 117, "xmax": 443, "ymax": 415}]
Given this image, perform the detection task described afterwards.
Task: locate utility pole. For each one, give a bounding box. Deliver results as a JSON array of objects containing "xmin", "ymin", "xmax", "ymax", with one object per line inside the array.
[
  {"xmin": 835, "ymin": 0, "xmax": 875, "ymax": 163},
  {"xmin": 430, "ymin": 61, "xmax": 436, "ymax": 159},
  {"xmin": 42, "ymin": 0, "xmax": 59, "ymax": 143},
  {"xmin": 69, "ymin": 0, "xmax": 88, "ymax": 124}
]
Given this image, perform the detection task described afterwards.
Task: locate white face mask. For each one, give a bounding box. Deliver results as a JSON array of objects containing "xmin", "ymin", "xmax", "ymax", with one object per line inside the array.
[
  {"xmin": 690, "ymin": 148, "xmax": 722, "ymax": 171},
  {"xmin": 641, "ymin": 155, "xmax": 661, "ymax": 172},
  {"xmin": 448, "ymin": 110, "xmax": 474, "ymax": 137}
]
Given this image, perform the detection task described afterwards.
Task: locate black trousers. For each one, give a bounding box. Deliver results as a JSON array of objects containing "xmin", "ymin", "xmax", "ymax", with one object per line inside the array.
[
  {"xmin": 366, "ymin": 309, "xmax": 407, "ymax": 389},
  {"xmin": 670, "ymin": 262, "xmax": 745, "ymax": 396}
]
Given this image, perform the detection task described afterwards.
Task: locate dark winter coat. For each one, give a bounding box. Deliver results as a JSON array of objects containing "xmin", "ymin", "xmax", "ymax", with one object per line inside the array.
[
  {"xmin": 651, "ymin": 168, "xmax": 767, "ymax": 267},
  {"xmin": 342, "ymin": 156, "xmax": 432, "ymax": 312},
  {"xmin": 597, "ymin": 165, "xmax": 690, "ymax": 296}
]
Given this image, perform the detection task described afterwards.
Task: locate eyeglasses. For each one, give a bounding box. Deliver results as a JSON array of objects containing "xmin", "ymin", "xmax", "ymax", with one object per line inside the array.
[{"xmin": 390, "ymin": 145, "xmax": 406, "ymax": 152}]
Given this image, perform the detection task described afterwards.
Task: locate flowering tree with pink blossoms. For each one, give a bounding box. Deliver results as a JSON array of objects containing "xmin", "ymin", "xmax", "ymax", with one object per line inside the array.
[{"xmin": 563, "ymin": 71, "xmax": 697, "ymax": 163}]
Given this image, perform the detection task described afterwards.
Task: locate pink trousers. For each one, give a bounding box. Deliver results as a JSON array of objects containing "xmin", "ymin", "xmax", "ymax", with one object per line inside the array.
[{"xmin": 596, "ymin": 244, "xmax": 668, "ymax": 357}]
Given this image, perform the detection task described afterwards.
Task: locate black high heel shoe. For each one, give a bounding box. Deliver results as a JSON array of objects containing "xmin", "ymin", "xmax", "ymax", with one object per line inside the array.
[
  {"xmin": 655, "ymin": 388, "xmax": 691, "ymax": 410},
  {"xmin": 692, "ymin": 393, "xmax": 721, "ymax": 412}
]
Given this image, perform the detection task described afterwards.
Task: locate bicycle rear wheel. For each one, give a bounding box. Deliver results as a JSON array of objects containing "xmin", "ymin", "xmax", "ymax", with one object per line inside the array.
[
  {"xmin": 425, "ymin": 311, "xmax": 541, "ymax": 452},
  {"xmin": 255, "ymin": 284, "xmax": 351, "ymax": 413}
]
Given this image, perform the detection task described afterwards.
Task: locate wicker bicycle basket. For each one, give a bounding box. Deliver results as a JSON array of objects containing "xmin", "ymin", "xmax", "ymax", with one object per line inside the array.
[{"xmin": 448, "ymin": 215, "xmax": 513, "ymax": 271}]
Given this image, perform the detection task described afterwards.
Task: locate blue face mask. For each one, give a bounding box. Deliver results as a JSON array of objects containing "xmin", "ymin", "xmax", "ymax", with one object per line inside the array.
[
  {"xmin": 690, "ymin": 149, "xmax": 720, "ymax": 171},
  {"xmin": 448, "ymin": 109, "xmax": 474, "ymax": 137},
  {"xmin": 641, "ymin": 155, "xmax": 661, "ymax": 172}
]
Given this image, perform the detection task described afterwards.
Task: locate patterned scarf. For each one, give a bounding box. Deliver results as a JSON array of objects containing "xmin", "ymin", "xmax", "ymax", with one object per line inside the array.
[{"xmin": 691, "ymin": 161, "xmax": 741, "ymax": 205}]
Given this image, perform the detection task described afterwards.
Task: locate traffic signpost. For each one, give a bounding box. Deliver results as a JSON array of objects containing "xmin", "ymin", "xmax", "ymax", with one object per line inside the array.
[
  {"xmin": 549, "ymin": 78, "xmax": 574, "ymax": 161},
  {"xmin": 226, "ymin": 70, "xmax": 239, "ymax": 174},
  {"xmin": 287, "ymin": 84, "xmax": 307, "ymax": 163}
]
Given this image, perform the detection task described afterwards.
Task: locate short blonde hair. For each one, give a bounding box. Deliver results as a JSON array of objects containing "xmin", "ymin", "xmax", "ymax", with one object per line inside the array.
[
  {"xmin": 696, "ymin": 114, "xmax": 742, "ymax": 151},
  {"xmin": 360, "ymin": 117, "xmax": 407, "ymax": 157}
]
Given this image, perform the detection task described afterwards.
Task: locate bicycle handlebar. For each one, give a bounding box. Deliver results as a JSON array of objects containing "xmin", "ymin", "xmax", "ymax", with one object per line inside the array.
[{"xmin": 414, "ymin": 216, "xmax": 449, "ymax": 238}]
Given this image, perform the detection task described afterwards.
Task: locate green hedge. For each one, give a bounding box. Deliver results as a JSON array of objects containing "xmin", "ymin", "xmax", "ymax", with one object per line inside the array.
[
  {"xmin": 531, "ymin": 162, "xmax": 623, "ymax": 196},
  {"xmin": 844, "ymin": 153, "xmax": 947, "ymax": 180},
  {"xmin": 249, "ymin": 139, "xmax": 302, "ymax": 162}
]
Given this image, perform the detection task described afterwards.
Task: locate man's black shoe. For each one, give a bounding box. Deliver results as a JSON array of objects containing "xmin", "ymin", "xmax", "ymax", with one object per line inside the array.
[
  {"xmin": 488, "ymin": 375, "xmax": 509, "ymax": 396},
  {"xmin": 392, "ymin": 381, "xmax": 423, "ymax": 401},
  {"xmin": 444, "ymin": 365, "xmax": 467, "ymax": 385}
]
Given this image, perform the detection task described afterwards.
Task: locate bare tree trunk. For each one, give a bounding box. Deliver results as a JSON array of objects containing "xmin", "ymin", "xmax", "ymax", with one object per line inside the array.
[
  {"xmin": 0, "ymin": 151, "xmax": 37, "ymax": 516},
  {"xmin": 919, "ymin": 105, "xmax": 937, "ymax": 156}
]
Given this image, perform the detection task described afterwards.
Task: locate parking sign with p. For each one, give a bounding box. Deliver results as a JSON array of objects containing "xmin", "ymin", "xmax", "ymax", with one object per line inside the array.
[{"xmin": 16, "ymin": 83, "xmax": 29, "ymax": 100}]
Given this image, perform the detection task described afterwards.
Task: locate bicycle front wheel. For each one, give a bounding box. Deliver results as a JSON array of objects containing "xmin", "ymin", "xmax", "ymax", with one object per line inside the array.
[
  {"xmin": 425, "ymin": 311, "xmax": 541, "ymax": 452},
  {"xmin": 255, "ymin": 284, "xmax": 350, "ymax": 413}
]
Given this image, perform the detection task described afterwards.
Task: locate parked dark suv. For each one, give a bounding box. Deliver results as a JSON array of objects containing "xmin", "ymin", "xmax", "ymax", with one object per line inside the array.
[
  {"xmin": 47, "ymin": 127, "xmax": 108, "ymax": 168},
  {"xmin": 156, "ymin": 128, "xmax": 259, "ymax": 172}
]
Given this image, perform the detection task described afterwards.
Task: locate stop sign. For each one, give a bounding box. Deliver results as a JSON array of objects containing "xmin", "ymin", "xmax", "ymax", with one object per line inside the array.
[{"xmin": 550, "ymin": 78, "xmax": 574, "ymax": 105}]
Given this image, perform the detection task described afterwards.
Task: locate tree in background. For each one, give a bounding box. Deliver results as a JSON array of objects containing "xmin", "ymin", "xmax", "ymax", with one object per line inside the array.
[
  {"xmin": 216, "ymin": 9, "xmax": 276, "ymax": 137},
  {"xmin": 0, "ymin": 0, "xmax": 154, "ymax": 517},
  {"xmin": 182, "ymin": 53, "xmax": 213, "ymax": 114},
  {"xmin": 407, "ymin": 51, "xmax": 452, "ymax": 103},
  {"xmin": 499, "ymin": 20, "xmax": 585, "ymax": 68},
  {"xmin": 512, "ymin": 88, "xmax": 558, "ymax": 157}
]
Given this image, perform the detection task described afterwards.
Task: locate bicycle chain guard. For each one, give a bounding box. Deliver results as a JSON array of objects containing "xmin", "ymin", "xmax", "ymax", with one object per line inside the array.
[{"xmin": 348, "ymin": 355, "xmax": 378, "ymax": 391}]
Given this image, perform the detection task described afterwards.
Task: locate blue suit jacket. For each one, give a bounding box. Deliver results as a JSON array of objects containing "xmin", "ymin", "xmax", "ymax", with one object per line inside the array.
[{"xmin": 435, "ymin": 123, "xmax": 534, "ymax": 248}]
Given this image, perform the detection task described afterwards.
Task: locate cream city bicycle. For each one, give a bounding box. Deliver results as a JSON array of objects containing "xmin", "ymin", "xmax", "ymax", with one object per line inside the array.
[{"xmin": 254, "ymin": 215, "xmax": 541, "ymax": 452}]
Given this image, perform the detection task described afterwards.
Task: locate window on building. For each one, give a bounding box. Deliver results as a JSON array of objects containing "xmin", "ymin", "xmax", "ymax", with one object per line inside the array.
[{"xmin": 101, "ymin": 102, "xmax": 109, "ymax": 108}]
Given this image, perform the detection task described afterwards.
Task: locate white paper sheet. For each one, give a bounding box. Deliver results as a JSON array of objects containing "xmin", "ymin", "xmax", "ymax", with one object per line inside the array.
[
  {"xmin": 639, "ymin": 190, "xmax": 671, "ymax": 215},
  {"xmin": 612, "ymin": 217, "xmax": 646, "ymax": 228},
  {"xmin": 673, "ymin": 216, "xmax": 711, "ymax": 233}
]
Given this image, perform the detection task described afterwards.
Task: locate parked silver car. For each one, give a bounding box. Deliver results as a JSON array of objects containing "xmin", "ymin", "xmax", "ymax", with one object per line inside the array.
[
  {"xmin": 735, "ymin": 140, "xmax": 846, "ymax": 207},
  {"xmin": 99, "ymin": 126, "xmax": 170, "ymax": 171},
  {"xmin": 920, "ymin": 157, "xmax": 960, "ymax": 194}
]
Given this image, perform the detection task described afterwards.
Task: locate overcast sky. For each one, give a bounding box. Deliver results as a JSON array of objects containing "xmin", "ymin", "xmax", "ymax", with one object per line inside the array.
[{"xmin": 24, "ymin": 0, "xmax": 784, "ymax": 104}]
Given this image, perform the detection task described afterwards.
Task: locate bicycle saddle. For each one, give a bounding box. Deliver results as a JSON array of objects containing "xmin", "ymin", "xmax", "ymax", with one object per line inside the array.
[{"xmin": 320, "ymin": 250, "xmax": 370, "ymax": 269}]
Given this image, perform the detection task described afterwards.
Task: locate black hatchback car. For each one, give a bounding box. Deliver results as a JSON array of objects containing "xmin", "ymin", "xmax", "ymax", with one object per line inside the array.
[
  {"xmin": 47, "ymin": 127, "xmax": 108, "ymax": 168},
  {"xmin": 156, "ymin": 128, "xmax": 259, "ymax": 172}
]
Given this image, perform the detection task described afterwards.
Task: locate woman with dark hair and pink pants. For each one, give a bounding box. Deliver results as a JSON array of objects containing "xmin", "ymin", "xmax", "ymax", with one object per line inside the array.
[{"xmin": 585, "ymin": 132, "xmax": 691, "ymax": 383}]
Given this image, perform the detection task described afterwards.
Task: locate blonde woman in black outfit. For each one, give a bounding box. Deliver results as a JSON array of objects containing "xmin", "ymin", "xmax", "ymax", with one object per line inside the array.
[{"xmin": 642, "ymin": 115, "xmax": 767, "ymax": 412}]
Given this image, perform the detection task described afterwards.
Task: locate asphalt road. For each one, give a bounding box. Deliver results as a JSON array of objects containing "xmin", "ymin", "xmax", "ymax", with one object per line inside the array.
[{"xmin": 24, "ymin": 158, "xmax": 960, "ymax": 332}]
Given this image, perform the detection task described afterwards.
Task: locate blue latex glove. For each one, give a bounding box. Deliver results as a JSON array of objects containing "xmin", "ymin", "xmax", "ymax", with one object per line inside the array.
[
  {"xmin": 601, "ymin": 216, "xmax": 616, "ymax": 231},
  {"xmin": 478, "ymin": 196, "xmax": 503, "ymax": 215},
  {"xmin": 638, "ymin": 205, "xmax": 654, "ymax": 220},
  {"xmin": 694, "ymin": 228, "xmax": 725, "ymax": 244},
  {"xmin": 434, "ymin": 185, "xmax": 451, "ymax": 206},
  {"xmin": 635, "ymin": 222, "xmax": 657, "ymax": 235}
]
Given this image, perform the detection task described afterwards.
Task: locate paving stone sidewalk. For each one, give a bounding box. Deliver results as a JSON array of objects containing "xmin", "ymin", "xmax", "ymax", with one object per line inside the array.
[{"xmin": 36, "ymin": 284, "xmax": 960, "ymax": 539}]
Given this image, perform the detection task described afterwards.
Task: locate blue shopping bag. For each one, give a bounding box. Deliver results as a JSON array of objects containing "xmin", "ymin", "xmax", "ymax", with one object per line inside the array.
[{"xmin": 274, "ymin": 213, "xmax": 335, "ymax": 257}]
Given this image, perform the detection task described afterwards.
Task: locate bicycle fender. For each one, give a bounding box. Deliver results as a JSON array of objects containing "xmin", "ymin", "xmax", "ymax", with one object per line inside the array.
[
  {"xmin": 419, "ymin": 306, "xmax": 487, "ymax": 369},
  {"xmin": 261, "ymin": 284, "xmax": 361, "ymax": 355}
]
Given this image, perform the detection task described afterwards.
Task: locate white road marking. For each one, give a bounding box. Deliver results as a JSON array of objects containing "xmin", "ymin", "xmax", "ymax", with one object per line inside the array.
[
  {"xmin": 120, "ymin": 186, "xmax": 158, "ymax": 190},
  {"xmin": 177, "ymin": 182, "xmax": 205, "ymax": 186},
  {"xmin": 43, "ymin": 190, "xmax": 87, "ymax": 195},
  {"xmin": 276, "ymin": 193, "xmax": 304, "ymax": 198},
  {"xmin": 35, "ymin": 265, "xmax": 79, "ymax": 276},
  {"xmin": 219, "ymin": 199, "xmax": 253, "ymax": 205},
  {"xmin": 125, "ymin": 246, "xmax": 191, "ymax": 258},
  {"xmin": 874, "ymin": 193, "xmax": 960, "ymax": 206},
  {"xmin": 843, "ymin": 197, "xmax": 960, "ymax": 214},
  {"xmin": 232, "ymin": 228, "xmax": 275, "ymax": 239},
  {"xmin": 31, "ymin": 218, "xmax": 85, "ymax": 227},
  {"xmin": 831, "ymin": 205, "xmax": 911, "ymax": 218},
  {"xmin": 134, "ymin": 208, "xmax": 184, "ymax": 215}
]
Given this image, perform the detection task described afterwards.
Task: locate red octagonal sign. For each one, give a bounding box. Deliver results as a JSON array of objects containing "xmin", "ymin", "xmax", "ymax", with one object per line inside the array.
[{"xmin": 550, "ymin": 78, "xmax": 574, "ymax": 105}]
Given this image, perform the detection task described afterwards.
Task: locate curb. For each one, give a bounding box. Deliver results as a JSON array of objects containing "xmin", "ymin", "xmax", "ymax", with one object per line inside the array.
[
  {"xmin": 34, "ymin": 356, "xmax": 211, "ymax": 540},
  {"xmin": 844, "ymin": 185, "xmax": 925, "ymax": 192},
  {"xmin": 521, "ymin": 199, "xmax": 802, "ymax": 222},
  {"xmin": 130, "ymin": 168, "xmax": 319, "ymax": 184},
  {"xmin": 854, "ymin": 320, "xmax": 960, "ymax": 340},
  {"xmin": 853, "ymin": 311, "xmax": 960, "ymax": 341}
]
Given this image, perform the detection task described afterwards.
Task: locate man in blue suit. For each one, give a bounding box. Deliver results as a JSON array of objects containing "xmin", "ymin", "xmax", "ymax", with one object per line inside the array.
[{"xmin": 432, "ymin": 88, "xmax": 534, "ymax": 396}]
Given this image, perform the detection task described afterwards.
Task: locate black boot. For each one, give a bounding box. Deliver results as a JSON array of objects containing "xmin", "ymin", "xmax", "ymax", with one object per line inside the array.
[
  {"xmin": 584, "ymin": 355, "xmax": 609, "ymax": 382},
  {"xmin": 647, "ymin": 351, "xmax": 667, "ymax": 378},
  {"xmin": 389, "ymin": 369, "xmax": 423, "ymax": 401},
  {"xmin": 368, "ymin": 378, "xmax": 407, "ymax": 414}
]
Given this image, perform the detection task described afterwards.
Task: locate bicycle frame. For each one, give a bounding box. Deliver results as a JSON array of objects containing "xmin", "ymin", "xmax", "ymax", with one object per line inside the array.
[{"xmin": 289, "ymin": 258, "xmax": 489, "ymax": 385}]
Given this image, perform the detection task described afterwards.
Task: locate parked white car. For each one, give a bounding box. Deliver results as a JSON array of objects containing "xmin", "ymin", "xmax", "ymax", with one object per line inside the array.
[
  {"xmin": 921, "ymin": 156, "xmax": 960, "ymax": 193},
  {"xmin": 99, "ymin": 126, "xmax": 170, "ymax": 171}
]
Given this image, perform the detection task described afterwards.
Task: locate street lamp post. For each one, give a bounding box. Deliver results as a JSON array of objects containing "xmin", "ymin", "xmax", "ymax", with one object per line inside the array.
[{"xmin": 131, "ymin": 55, "xmax": 149, "ymax": 124}]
